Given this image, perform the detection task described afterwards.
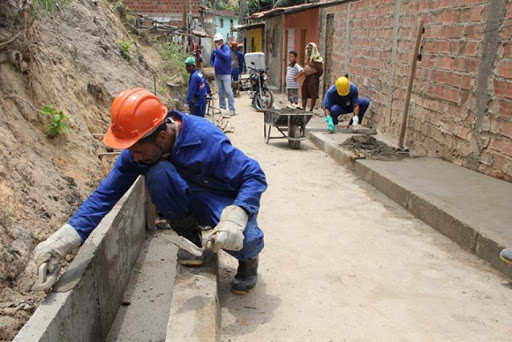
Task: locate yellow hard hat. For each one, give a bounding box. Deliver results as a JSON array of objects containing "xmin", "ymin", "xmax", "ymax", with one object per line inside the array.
[{"xmin": 335, "ymin": 76, "xmax": 350, "ymax": 96}]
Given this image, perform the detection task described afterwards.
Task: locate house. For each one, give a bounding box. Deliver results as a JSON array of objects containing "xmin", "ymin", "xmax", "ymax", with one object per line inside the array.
[
  {"xmin": 198, "ymin": 7, "xmax": 241, "ymax": 66},
  {"xmin": 233, "ymin": 22, "xmax": 265, "ymax": 53},
  {"xmin": 248, "ymin": 1, "xmax": 345, "ymax": 91},
  {"xmin": 123, "ymin": 0, "xmax": 202, "ymax": 26}
]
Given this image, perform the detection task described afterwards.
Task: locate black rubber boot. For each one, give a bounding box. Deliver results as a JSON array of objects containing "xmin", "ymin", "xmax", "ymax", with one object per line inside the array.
[
  {"xmin": 170, "ymin": 216, "xmax": 204, "ymax": 266},
  {"xmin": 231, "ymin": 256, "xmax": 259, "ymax": 295}
]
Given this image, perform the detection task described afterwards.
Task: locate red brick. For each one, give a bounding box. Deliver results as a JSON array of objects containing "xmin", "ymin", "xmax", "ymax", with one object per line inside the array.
[
  {"xmin": 495, "ymin": 79, "xmax": 512, "ymax": 99},
  {"xmin": 501, "ymin": 120, "xmax": 512, "ymax": 139},
  {"xmin": 498, "ymin": 60, "xmax": 512, "ymax": 79},
  {"xmin": 504, "ymin": 43, "xmax": 512, "ymax": 59},
  {"xmin": 489, "ymin": 136, "xmax": 503, "ymax": 151},
  {"xmin": 469, "ymin": 6, "xmax": 483, "ymax": 22},
  {"xmin": 503, "ymin": 138, "xmax": 512, "ymax": 156},
  {"xmin": 498, "ymin": 99, "xmax": 512, "ymax": 118}
]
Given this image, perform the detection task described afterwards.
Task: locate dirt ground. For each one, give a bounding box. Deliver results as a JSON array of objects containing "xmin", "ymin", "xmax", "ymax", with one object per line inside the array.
[
  {"xmin": 0, "ymin": 0, "xmax": 184, "ymax": 339},
  {"xmin": 217, "ymin": 93, "xmax": 512, "ymax": 341}
]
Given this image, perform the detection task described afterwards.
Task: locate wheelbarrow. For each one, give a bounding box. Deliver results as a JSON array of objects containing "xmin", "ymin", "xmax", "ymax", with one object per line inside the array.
[{"xmin": 263, "ymin": 109, "xmax": 313, "ymax": 149}]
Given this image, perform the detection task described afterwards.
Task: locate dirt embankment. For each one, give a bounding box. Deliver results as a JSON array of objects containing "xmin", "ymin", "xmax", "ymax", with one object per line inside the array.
[{"xmin": 0, "ymin": 0, "xmax": 180, "ymax": 339}]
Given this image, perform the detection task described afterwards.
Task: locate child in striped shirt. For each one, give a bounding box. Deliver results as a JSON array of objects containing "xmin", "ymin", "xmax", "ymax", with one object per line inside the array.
[{"xmin": 286, "ymin": 50, "xmax": 303, "ymax": 105}]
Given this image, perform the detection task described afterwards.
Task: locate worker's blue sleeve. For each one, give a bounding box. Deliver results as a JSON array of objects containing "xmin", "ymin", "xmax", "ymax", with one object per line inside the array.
[
  {"xmin": 206, "ymin": 79, "xmax": 212, "ymax": 94},
  {"xmin": 216, "ymin": 141, "xmax": 267, "ymax": 216},
  {"xmin": 186, "ymin": 74, "xmax": 199, "ymax": 105},
  {"xmin": 68, "ymin": 150, "xmax": 144, "ymax": 241},
  {"xmin": 217, "ymin": 45, "xmax": 232, "ymax": 63}
]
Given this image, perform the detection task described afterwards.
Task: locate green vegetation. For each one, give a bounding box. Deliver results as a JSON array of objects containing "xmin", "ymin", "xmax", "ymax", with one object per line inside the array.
[
  {"xmin": 31, "ymin": 0, "xmax": 71, "ymax": 15},
  {"xmin": 115, "ymin": 39, "xmax": 133, "ymax": 62},
  {"xmin": 161, "ymin": 41, "xmax": 189, "ymax": 87},
  {"xmin": 43, "ymin": 106, "xmax": 69, "ymax": 137}
]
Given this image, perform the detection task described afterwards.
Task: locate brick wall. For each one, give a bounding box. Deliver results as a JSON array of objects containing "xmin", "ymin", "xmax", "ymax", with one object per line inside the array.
[
  {"xmin": 321, "ymin": 0, "xmax": 512, "ymax": 182},
  {"xmin": 123, "ymin": 0, "xmax": 201, "ymax": 24}
]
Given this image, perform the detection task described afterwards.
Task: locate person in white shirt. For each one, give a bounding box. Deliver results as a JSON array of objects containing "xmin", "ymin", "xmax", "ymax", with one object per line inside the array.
[{"xmin": 286, "ymin": 50, "xmax": 303, "ymax": 105}]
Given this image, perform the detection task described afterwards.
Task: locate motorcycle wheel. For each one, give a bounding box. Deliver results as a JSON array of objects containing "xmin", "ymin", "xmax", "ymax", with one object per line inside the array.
[{"xmin": 254, "ymin": 88, "xmax": 274, "ymax": 112}]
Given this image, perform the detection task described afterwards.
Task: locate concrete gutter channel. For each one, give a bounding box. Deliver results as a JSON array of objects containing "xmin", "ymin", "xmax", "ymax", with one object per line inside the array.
[
  {"xmin": 14, "ymin": 127, "xmax": 512, "ymax": 341},
  {"xmin": 14, "ymin": 178, "xmax": 220, "ymax": 342}
]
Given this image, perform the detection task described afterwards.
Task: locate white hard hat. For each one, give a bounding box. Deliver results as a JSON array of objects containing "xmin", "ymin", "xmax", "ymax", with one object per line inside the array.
[{"xmin": 213, "ymin": 32, "xmax": 223, "ymax": 41}]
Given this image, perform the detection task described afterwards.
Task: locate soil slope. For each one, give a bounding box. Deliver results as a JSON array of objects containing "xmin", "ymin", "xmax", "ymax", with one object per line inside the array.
[{"xmin": 0, "ymin": 0, "xmax": 179, "ymax": 339}]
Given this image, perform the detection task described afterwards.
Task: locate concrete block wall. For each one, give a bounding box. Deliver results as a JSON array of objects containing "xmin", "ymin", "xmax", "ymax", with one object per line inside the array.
[
  {"xmin": 14, "ymin": 178, "xmax": 146, "ymax": 342},
  {"xmin": 321, "ymin": 0, "xmax": 512, "ymax": 182}
]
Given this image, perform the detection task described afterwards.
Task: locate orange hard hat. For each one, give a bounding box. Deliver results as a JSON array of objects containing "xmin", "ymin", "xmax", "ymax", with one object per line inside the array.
[
  {"xmin": 103, "ymin": 88, "xmax": 168, "ymax": 149},
  {"xmin": 231, "ymin": 40, "xmax": 238, "ymax": 47}
]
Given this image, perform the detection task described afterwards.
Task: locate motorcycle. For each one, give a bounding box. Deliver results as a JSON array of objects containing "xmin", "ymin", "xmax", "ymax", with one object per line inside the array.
[{"xmin": 245, "ymin": 62, "xmax": 274, "ymax": 112}]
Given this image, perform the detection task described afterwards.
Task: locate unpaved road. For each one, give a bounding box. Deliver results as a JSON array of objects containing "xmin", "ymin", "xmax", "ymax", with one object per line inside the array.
[{"xmin": 217, "ymin": 93, "xmax": 512, "ymax": 341}]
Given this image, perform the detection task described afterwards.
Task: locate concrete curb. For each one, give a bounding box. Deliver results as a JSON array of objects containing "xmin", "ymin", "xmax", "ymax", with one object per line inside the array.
[
  {"xmin": 14, "ymin": 178, "xmax": 147, "ymax": 341},
  {"xmin": 166, "ymin": 251, "xmax": 220, "ymax": 342},
  {"xmin": 308, "ymin": 130, "xmax": 512, "ymax": 281}
]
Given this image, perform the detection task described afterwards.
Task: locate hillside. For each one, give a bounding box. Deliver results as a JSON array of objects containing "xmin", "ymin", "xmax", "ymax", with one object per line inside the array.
[{"xmin": 0, "ymin": 0, "xmax": 183, "ymax": 338}]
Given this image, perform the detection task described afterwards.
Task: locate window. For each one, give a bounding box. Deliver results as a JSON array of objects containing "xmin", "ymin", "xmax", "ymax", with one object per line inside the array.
[{"xmin": 220, "ymin": 18, "xmax": 224, "ymax": 28}]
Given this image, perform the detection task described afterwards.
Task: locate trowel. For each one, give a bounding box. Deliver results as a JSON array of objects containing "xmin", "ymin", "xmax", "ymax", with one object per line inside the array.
[
  {"xmin": 165, "ymin": 229, "xmax": 214, "ymax": 256},
  {"xmin": 31, "ymin": 262, "xmax": 61, "ymax": 291}
]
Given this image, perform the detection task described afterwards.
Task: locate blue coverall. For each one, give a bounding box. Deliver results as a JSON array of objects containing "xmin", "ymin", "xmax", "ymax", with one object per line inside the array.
[
  {"xmin": 186, "ymin": 69, "xmax": 211, "ymax": 117},
  {"xmin": 322, "ymin": 84, "xmax": 370, "ymax": 125},
  {"xmin": 231, "ymin": 51, "xmax": 245, "ymax": 81},
  {"xmin": 69, "ymin": 111, "xmax": 266, "ymax": 261}
]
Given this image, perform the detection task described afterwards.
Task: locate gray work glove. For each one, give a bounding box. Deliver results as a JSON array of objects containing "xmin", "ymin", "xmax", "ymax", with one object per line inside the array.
[
  {"xmin": 211, "ymin": 205, "xmax": 248, "ymax": 252},
  {"xmin": 34, "ymin": 223, "xmax": 82, "ymax": 274}
]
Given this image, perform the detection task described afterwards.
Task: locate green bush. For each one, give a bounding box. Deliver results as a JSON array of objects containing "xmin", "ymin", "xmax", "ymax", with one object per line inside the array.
[
  {"xmin": 43, "ymin": 106, "xmax": 69, "ymax": 137},
  {"xmin": 161, "ymin": 41, "xmax": 188, "ymax": 84},
  {"xmin": 115, "ymin": 39, "xmax": 132, "ymax": 62}
]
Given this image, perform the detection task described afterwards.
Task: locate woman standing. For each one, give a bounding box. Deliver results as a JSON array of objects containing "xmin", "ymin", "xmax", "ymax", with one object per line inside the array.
[{"xmin": 298, "ymin": 42, "xmax": 324, "ymax": 112}]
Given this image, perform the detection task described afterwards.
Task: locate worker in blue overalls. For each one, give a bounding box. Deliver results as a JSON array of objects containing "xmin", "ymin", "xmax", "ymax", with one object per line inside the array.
[
  {"xmin": 185, "ymin": 56, "xmax": 211, "ymax": 117},
  {"xmin": 323, "ymin": 76, "xmax": 370, "ymax": 132},
  {"xmin": 33, "ymin": 88, "xmax": 266, "ymax": 295}
]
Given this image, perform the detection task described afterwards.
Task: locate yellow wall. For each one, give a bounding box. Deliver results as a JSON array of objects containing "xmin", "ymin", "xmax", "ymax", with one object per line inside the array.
[{"xmin": 247, "ymin": 28, "xmax": 263, "ymax": 53}]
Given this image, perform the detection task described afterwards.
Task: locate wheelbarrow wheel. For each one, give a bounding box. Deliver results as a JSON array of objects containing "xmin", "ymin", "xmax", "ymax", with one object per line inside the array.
[{"xmin": 288, "ymin": 124, "xmax": 301, "ymax": 149}]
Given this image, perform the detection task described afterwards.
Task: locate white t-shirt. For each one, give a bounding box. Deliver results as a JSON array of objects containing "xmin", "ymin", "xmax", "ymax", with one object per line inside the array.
[{"xmin": 286, "ymin": 63, "xmax": 303, "ymax": 89}]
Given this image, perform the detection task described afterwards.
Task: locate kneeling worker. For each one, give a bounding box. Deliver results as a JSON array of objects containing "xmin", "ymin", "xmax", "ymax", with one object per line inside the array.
[
  {"xmin": 33, "ymin": 88, "xmax": 266, "ymax": 294},
  {"xmin": 323, "ymin": 76, "xmax": 370, "ymax": 132},
  {"xmin": 185, "ymin": 56, "xmax": 211, "ymax": 117}
]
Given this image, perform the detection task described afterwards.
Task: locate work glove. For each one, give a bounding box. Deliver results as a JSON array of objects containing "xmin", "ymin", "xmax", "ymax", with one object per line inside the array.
[
  {"xmin": 325, "ymin": 116, "xmax": 335, "ymax": 133},
  {"xmin": 210, "ymin": 205, "xmax": 248, "ymax": 252},
  {"xmin": 34, "ymin": 224, "xmax": 82, "ymax": 275},
  {"xmin": 352, "ymin": 115, "xmax": 359, "ymax": 130}
]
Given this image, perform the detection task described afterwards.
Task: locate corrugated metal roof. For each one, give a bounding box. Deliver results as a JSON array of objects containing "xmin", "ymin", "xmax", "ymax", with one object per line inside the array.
[{"xmin": 248, "ymin": 0, "xmax": 350, "ymax": 19}]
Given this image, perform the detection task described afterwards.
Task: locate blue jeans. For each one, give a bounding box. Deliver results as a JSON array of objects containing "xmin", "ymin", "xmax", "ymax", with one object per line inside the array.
[
  {"xmin": 215, "ymin": 74, "xmax": 235, "ymax": 112},
  {"xmin": 145, "ymin": 161, "xmax": 264, "ymax": 261},
  {"xmin": 329, "ymin": 97, "xmax": 370, "ymax": 125}
]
